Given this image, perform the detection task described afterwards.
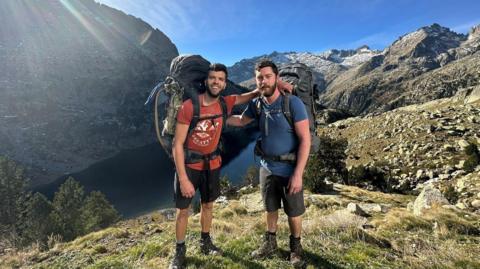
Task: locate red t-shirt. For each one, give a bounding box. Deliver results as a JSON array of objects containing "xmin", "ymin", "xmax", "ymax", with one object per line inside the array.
[{"xmin": 176, "ymin": 94, "xmax": 237, "ymax": 170}]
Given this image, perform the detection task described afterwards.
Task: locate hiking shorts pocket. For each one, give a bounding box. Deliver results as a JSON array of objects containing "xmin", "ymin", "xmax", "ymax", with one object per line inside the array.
[{"xmin": 260, "ymin": 171, "xmax": 305, "ymax": 217}]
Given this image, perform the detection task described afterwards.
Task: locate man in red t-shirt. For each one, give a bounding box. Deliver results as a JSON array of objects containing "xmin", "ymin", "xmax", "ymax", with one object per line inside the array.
[{"xmin": 169, "ymin": 63, "xmax": 260, "ymax": 269}]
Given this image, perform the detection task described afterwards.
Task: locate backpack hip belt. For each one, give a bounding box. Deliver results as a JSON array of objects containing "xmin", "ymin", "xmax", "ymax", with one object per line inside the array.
[
  {"xmin": 185, "ymin": 147, "xmax": 222, "ymax": 164},
  {"xmin": 254, "ymin": 139, "xmax": 297, "ymax": 164}
]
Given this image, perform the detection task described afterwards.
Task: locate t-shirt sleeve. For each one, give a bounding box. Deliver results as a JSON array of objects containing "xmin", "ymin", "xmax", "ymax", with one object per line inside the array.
[
  {"xmin": 242, "ymin": 99, "xmax": 257, "ymax": 120},
  {"xmin": 176, "ymin": 100, "xmax": 193, "ymax": 125},
  {"xmin": 224, "ymin": 95, "xmax": 237, "ymax": 115},
  {"xmin": 290, "ymin": 96, "xmax": 308, "ymax": 123}
]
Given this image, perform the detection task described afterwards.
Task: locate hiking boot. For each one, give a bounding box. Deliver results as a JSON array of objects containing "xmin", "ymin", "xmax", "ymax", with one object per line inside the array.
[
  {"xmin": 289, "ymin": 235, "xmax": 305, "ymax": 268},
  {"xmin": 251, "ymin": 232, "xmax": 278, "ymax": 258},
  {"xmin": 169, "ymin": 243, "xmax": 186, "ymax": 269},
  {"xmin": 200, "ymin": 235, "xmax": 223, "ymax": 255}
]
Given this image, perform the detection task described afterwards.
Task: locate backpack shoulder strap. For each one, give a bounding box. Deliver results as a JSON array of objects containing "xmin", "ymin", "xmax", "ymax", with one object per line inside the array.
[
  {"xmin": 219, "ymin": 96, "xmax": 227, "ymax": 131},
  {"xmin": 282, "ymin": 93, "xmax": 294, "ymax": 128},
  {"xmin": 254, "ymin": 97, "xmax": 263, "ymax": 119},
  {"xmin": 188, "ymin": 94, "xmax": 201, "ymax": 134}
]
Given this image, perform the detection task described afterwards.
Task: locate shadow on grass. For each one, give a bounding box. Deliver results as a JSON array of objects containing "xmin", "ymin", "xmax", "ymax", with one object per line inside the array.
[
  {"xmin": 278, "ymin": 248, "xmax": 345, "ymax": 269},
  {"xmin": 184, "ymin": 248, "xmax": 343, "ymax": 269},
  {"xmin": 304, "ymin": 249, "xmax": 345, "ymax": 269},
  {"xmin": 185, "ymin": 251, "xmax": 266, "ymax": 269},
  {"xmin": 222, "ymin": 251, "xmax": 266, "ymax": 269},
  {"xmin": 313, "ymin": 189, "xmax": 342, "ymax": 196}
]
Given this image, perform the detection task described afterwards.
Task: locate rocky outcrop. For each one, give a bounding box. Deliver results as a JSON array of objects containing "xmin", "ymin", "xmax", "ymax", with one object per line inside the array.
[
  {"xmin": 412, "ymin": 185, "xmax": 450, "ymax": 216},
  {"xmin": 0, "ymin": 0, "xmax": 179, "ymax": 185},
  {"xmin": 319, "ymin": 92, "xmax": 480, "ymax": 211}
]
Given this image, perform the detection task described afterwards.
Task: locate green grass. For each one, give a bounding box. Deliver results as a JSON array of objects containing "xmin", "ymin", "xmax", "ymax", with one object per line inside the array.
[{"xmin": 3, "ymin": 185, "xmax": 480, "ymax": 269}]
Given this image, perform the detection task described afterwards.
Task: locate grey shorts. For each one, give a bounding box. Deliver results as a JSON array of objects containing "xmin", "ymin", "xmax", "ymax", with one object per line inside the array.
[{"xmin": 259, "ymin": 167, "xmax": 305, "ymax": 217}]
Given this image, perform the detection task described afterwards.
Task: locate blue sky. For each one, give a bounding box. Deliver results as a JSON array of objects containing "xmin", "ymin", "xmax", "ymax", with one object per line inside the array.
[{"xmin": 95, "ymin": 0, "xmax": 480, "ymax": 66}]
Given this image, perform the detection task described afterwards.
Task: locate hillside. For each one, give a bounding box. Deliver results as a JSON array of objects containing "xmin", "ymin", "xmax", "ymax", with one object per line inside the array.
[
  {"xmin": 1, "ymin": 182, "xmax": 479, "ymax": 269},
  {"xmin": 0, "ymin": 0, "xmax": 178, "ymax": 185}
]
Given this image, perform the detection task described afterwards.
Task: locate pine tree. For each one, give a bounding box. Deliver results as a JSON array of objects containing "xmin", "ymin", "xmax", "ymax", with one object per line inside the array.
[
  {"xmin": 0, "ymin": 156, "xmax": 28, "ymax": 243},
  {"xmin": 20, "ymin": 192, "xmax": 55, "ymax": 247},
  {"xmin": 50, "ymin": 177, "xmax": 85, "ymax": 241},
  {"xmin": 80, "ymin": 191, "xmax": 120, "ymax": 233}
]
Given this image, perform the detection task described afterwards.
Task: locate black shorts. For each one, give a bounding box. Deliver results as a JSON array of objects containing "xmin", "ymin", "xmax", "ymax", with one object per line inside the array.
[
  {"xmin": 174, "ymin": 167, "xmax": 221, "ymax": 209},
  {"xmin": 260, "ymin": 170, "xmax": 305, "ymax": 217}
]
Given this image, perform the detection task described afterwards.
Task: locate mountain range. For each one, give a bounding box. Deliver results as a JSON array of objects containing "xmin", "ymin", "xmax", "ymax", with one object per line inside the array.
[
  {"xmin": 228, "ymin": 23, "xmax": 480, "ymax": 116},
  {"xmin": 228, "ymin": 46, "xmax": 381, "ymax": 91}
]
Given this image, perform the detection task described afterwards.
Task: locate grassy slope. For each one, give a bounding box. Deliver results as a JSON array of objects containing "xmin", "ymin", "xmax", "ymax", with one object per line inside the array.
[{"xmin": 2, "ymin": 184, "xmax": 479, "ymax": 269}]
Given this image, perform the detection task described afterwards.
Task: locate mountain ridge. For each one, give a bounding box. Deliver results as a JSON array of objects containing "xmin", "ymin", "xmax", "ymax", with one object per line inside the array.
[{"xmin": 228, "ymin": 23, "xmax": 480, "ymax": 117}]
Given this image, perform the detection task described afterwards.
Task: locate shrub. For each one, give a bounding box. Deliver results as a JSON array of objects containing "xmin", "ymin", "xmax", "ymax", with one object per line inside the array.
[
  {"xmin": 463, "ymin": 143, "xmax": 479, "ymax": 173},
  {"xmin": 440, "ymin": 184, "xmax": 459, "ymax": 204},
  {"xmin": 464, "ymin": 143, "xmax": 479, "ymax": 156},
  {"xmin": 304, "ymin": 136, "xmax": 348, "ymax": 193},
  {"xmin": 242, "ymin": 166, "xmax": 258, "ymax": 186},
  {"xmin": 348, "ymin": 163, "xmax": 394, "ymax": 192},
  {"xmin": 50, "ymin": 177, "xmax": 85, "ymax": 241},
  {"xmin": 80, "ymin": 191, "xmax": 120, "ymax": 234}
]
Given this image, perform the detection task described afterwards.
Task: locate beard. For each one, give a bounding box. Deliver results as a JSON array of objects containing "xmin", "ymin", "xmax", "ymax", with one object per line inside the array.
[
  {"xmin": 206, "ymin": 85, "xmax": 221, "ymax": 98},
  {"xmin": 261, "ymin": 81, "xmax": 277, "ymax": 97}
]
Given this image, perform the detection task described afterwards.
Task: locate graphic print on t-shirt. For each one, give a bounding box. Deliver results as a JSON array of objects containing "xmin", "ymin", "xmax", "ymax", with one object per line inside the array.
[{"xmin": 191, "ymin": 119, "xmax": 220, "ymax": 147}]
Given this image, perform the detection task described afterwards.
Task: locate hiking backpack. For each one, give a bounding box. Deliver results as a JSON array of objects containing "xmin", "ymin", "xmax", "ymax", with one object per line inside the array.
[
  {"xmin": 145, "ymin": 54, "xmax": 228, "ymax": 161},
  {"xmin": 254, "ymin": 62, "xmax": 320, "ymax": 160}
]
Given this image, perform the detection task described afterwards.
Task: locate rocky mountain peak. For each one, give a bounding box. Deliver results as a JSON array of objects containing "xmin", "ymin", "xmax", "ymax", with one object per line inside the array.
[
  {"xmin": 356, "ymin": 45, "xmax": 371, "ymax": 53},
  {"xmin": 318, "ymin": 46, "xmax": 376, "ymax": 63},
  {"xmin": 382, "ymin": 23, "xmax": 466, "ymax": 71},
  {"xmin": 468, "ymin": 24, "xmax": 480, "ymax": 40}
]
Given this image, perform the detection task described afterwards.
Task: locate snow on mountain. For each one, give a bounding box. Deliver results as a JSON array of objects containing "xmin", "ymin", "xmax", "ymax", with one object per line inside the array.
[{"xmin": 228, "ymin": 47, "xmax": 381, "ymax": 86}]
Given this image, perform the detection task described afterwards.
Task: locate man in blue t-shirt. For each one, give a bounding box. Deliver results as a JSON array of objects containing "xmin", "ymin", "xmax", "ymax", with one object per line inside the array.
[{"xmin": 227, "ymin": 59, "xmax": 311, "ymax": 267}]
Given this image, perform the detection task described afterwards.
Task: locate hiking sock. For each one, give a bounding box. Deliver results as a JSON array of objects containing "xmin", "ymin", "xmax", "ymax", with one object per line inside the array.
[
  {"xmin": 201, "ymin": 232, "xmax": 210, "ymax": 240},
  {"xmin": 268, "ymin": 231, "xmax": 276, "ymax": 236},
  {"xmin": 289, "ymin": 235, "xmax": 302, "ymax": 252},
  {"xmin": 176, "ymin": 241, "xmax": 185, "ymax": 247}
]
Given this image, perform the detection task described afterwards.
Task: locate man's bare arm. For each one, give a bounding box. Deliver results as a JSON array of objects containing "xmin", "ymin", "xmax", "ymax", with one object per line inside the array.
[
  {"xmin": 233, "ymin": 89, "xmax": 260, "ymax": 105},
  {"xmin": 288, "ymin": 119, "xmax": 311, "ymax": 194},
  {"xmin": 172, "ymin": 122, "xmax": 195, "ymax": 198},
  {"xmin": 226, "ymin": 114, "xmax": 254, "ymax": 127}
]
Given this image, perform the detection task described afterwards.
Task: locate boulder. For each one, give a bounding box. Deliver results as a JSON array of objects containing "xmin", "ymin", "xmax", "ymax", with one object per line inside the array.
[
  {"xmin": 471, "ymin": 200, "xmax": 480, "ymax": 208},
  {"xmin": 457, "ymin": 140, "xmax": 470, "ymax": 149},
  {"xmin": 358, "ymin": 203, "xmax": 390, "ymax": 214},
  {"xmin": 346, "ymin": 203, "xmax": 370, "ymax": 217},
  {"xmin": 465, "ymin": 85, "xmax": 480, "ymax": 104},
  {"xmin": 321, "ymin": 210, "xmax": 368, "ymax": 229},
  {"xmin": 239, "ymin": 192, "xmax": 264, "ymax": 213},
  {"xmin": 413, "ymin": 185, "xmax": 450, "ymax": 216}
]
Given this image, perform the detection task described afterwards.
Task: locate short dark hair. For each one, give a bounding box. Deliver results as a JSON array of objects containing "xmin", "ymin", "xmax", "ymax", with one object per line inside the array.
[
  {"xmin": 208, "ymin": 63, "xmax": 228, "ymax": 78},
  {"xmin": 255, "ymin": 59, "xmax": 278, "ymax": 75}
]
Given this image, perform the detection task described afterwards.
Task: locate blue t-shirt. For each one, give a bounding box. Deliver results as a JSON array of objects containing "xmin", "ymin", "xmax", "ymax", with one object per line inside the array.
[{"xmin": 243, "ymin": 94, "xmax": 308, "ymax": 178}]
